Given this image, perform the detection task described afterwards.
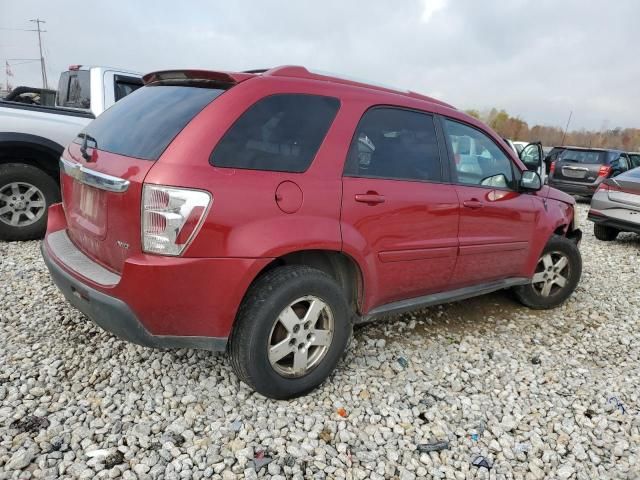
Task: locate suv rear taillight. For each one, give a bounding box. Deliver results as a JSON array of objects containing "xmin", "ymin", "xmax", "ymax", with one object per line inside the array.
[
  {"xmin": 598, "ymin": 165, "xmax": 612, "ymax": 177},
  {"xmin": 142, "ymin": 185, "xmax": 211, "ymax": 256},
  {"xmin": 550, "ymin": 161, "xmax": 556, "ymax": 174}
]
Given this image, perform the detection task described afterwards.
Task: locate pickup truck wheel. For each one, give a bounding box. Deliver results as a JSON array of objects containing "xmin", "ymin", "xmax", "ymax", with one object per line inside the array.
[
  {"xmin": 228, "ymin": 265, "xmax": 352, "ymax": 399},
  {"xmin": 513, "ymin": 234, "xmax": 582, "ymax": 310},
  {"xmin": 0, "ymin": 163, "xmax": 60, "ymax": 241}
]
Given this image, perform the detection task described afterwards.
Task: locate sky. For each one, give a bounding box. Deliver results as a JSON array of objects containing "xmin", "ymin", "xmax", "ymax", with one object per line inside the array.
[{"xmin": 1, "ymin": 0, "xmax": 638, "ymax": 131}]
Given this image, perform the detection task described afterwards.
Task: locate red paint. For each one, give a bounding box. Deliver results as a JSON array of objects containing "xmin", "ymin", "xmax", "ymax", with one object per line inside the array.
[{"xmin": 45, "ymin": 67, "xmax": 577, "ymax": 340}]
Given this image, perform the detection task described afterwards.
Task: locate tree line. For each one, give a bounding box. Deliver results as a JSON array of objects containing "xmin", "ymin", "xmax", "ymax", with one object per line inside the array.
[{"xmin": 464, "ymin": 108, "xmax": 640, "ymax": 152}]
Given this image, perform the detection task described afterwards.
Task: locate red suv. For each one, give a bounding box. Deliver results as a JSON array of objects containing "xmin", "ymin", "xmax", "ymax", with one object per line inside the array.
[{"xmin": 42, "ymin": 66, "xmax": 582, "ymax": 399}]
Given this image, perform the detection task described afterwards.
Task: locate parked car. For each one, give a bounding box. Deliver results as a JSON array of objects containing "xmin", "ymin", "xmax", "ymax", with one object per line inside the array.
[
  {"xmin": 547, "ymin": 147, "xmax": 633, "ymax": 197},
  {"xmin": 41, "ymin": 66, "xmax": 583, "ymax": 399},
  {"xmin": 0, "ymin": 65, "xmax": 142, "ymax": 240},
  {"xmin": 588, "ymin": 167, "xmax": 640, "ymax": 240},
  {"xmin": 629, "ymin": 152, "xmax": 640, "ymax": 168}
]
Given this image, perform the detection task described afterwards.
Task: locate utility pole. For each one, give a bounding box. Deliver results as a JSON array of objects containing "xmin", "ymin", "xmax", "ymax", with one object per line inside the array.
[
  {"xmin": 29, "ymin": 18, "xmax": 48, "ymax": 89},
  {"xmin": 561, "ymin": 110, "xmax": 572, "ymax": 146}
]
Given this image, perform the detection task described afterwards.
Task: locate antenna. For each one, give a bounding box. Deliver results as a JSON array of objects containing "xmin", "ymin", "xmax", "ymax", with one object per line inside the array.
[
  {"xmin": 561, "ymin": 110, "xmax": 573, "ymax": 146},
  {"xmin": 29, "ymin": 18, "xmax": 48, "ymax": 89}
]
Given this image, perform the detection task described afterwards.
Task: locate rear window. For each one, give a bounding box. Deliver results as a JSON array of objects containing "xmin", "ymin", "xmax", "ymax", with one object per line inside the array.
[
  {"xmin": 210, "ymin": 94, "xmax": 340, "ymax": 173},
  {"xmin": 57, "ymin": 71, "xmax": 91, "ymax": 109},
  {"xmin": 558, "ymin": 149, "xmax": 607, "ymax": 164},
  {"xmin": 77, "ymin": 85, "xmax": 223, "ymax": 161}
]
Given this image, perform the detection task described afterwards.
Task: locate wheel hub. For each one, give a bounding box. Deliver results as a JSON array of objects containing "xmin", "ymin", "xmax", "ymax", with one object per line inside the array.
[
  {"xmin": 531, "ymin": 251, "xmax": 570, "ymax": 297},
  {"xmin": 0, "ymin": 182, "xmax": 46, "ymax": 227},
  {"xmin": 267, "ymin": 295, "xmax": 334, "ymax": 378}
]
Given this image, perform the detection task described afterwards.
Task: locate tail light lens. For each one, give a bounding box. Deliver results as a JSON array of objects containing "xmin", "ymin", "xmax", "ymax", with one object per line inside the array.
[
  {"xmin": 550, "ymin": 161, "xmax": 556, "ymax": 174},
  {"xmin": 142, "ymin": 185, "xmax": 211, "ymax": 256},
  {"xmin": 596, "ymin": 182, "xmax": 620, "ymax": 193},
  {"xmin": 598, "ymin": 165, "xmax": 612, "ymax": 177}
]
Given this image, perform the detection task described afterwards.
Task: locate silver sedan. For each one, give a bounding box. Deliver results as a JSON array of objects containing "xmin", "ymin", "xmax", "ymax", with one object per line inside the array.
[{"xmin": 588, "ymin": 167, "xmax": 640, "ymax": 240}]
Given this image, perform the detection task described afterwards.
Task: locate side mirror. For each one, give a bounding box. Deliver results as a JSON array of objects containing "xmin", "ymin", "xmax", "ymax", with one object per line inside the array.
[{"xmin": 520, "ymin": 171, "xmax": 542, "ymax": 191}]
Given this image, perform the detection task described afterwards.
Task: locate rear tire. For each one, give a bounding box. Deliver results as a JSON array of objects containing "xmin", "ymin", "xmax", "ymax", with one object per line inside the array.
[
  {"xmin": 0, "ymin": 163, "xmax": 60, "ymax": 241},
  {"xmin": 228, "ymin": 265, "xmax": 352, "ymax": 399},
  {"xmin": 513, "ymin": 234, "xmax": 582, "ymax": 310},
  {"xmin": 594, "ymin": 223, "xmax": 619, "ymax": 241}
]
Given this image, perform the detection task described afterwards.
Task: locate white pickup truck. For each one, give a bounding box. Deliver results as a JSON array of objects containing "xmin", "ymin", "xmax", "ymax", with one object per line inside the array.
[{"xmin": 0, "ymin": 66, "xmax": 141, "ymax": 240}]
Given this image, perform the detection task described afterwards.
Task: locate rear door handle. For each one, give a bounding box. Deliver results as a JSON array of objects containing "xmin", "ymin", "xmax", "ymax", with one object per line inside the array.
[
  {"xmin": 463, "ymin": 199, "xmax": 483, "ymax": 209},
  {"xmin": 355, "ymin": 193, "xmax": 385, "ymax": 204}
]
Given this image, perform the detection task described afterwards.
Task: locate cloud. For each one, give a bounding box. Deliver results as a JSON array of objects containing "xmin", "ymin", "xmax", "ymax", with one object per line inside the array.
[
  {"xmin": 1, "ymin": 0, "xmax": 638, "ymax": 129},
  {"xmin": 420, "ymin": 0, "xmax": 448, "ymax": 23}
]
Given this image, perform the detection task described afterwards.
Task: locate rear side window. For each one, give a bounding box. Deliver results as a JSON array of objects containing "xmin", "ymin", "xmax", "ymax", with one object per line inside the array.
[
  {"xmin": 57, "ymin": 71, "xmax": 91, "ymax": 109},
  {"xmin": 344, "ymin": 108, "xmax": 443, "ymax": 182},
  {"xmin": 114, "ymin": 75, "xmax": 143, "ymax": 101},
  {"xmin": 77, "ymin": 85, "xmax": 223, "ymax": 161},
  {"xmin": 210, "ymin": 94, "xmax": 340, "ymax": 173}
]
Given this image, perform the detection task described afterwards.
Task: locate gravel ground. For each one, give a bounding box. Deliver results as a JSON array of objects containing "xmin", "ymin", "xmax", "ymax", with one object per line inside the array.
[{"xmin": 1, "ymin": 203, "xmax": 639, "ymax": 480}]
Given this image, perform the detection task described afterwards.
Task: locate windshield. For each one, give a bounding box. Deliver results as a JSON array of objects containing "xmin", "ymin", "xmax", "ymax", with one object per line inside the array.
[
  {"xmin": 558, "ymin": 149, "xmax": 607, "ymax": 165},
  {"xmin": 76, "ymin": 85, "xmax": 223, "ymax": 161}
]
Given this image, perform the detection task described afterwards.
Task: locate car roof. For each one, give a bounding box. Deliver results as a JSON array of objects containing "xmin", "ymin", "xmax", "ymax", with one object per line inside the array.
[
  {"xmin": 560, "ymin": 146, "xmax": 623, "ymax": 153},
  {"xmin": 143, "ymin": 65, "xmax": 456, "ymax": 111}
]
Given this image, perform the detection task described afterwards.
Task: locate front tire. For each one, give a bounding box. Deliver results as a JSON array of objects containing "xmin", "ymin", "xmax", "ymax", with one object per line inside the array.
[
  {"xmin": 228, "ymin": 266, "xmax": 352, "ymax": 399},
  {"xmin": 0, "ymin": 163, "xmax": 60, "ymax": 241},
  {"xmin": 513, "ymin": 235, "xmax": 582, "ymax": 310},
  {"xmin": 594, "ymin": 223, "xmax": 619, "ymax": 241}
]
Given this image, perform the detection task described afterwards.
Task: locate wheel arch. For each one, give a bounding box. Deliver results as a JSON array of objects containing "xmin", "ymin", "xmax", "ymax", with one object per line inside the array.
[
  {"xmin": 0, "ymin": 133, "xmax": 64, "ymax": 182},
  {"xmin": 246, "ymin": 249, "xmax": 365, "ymax": 316}
]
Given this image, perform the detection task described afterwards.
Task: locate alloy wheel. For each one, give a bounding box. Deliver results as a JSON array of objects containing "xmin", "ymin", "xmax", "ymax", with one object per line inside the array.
[
  {"xmin": 267, "ymin": 296, "xmax": 334, "ymax": 378},
  {"xmin": 531, "ymin": 251, "xmax": 570, "ymax": 297},
  {"xmin": 0, "ymin": 182, "xmax": 47, "ymax": 227}
]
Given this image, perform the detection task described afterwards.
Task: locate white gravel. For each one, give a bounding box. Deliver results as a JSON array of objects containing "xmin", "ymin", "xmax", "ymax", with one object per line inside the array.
[{"xmin": 1, "ymin": 203, "xmax": 639, "ymax": 479}]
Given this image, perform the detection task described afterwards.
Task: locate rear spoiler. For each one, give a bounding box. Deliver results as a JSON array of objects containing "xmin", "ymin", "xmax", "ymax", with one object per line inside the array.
[{"xmin": 142, "ymin": 70, "xmax": 255, "ymax": 87}]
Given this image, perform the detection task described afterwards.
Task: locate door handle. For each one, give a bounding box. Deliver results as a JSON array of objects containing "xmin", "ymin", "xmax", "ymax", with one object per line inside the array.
[
  {"xmin": 355, "ymin": 193, "xmax": 385, "ymax": 204},
  {"xmin": 463, "ymin": 199, "xmax": 483, "ymax": 209}
]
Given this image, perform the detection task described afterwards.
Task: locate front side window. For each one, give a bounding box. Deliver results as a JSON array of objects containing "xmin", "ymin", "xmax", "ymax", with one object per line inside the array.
[
  {"xmin": 443, "ymin": 119, "xmax": 515, "ymax": 188},
  {"xmin": 630, "ymin": 154, "xmax": 640, "ymax": 168},
  {"xmin": 343, "ymin": 108, "xmax": 443, "ymax": 182},
  {"xmin": 210, "ymin": 94, "xmax": 340, "ymax": 173}
]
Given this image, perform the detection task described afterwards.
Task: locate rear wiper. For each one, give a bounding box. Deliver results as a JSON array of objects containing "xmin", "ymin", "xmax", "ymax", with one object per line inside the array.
[
  {"xmin": 562, "ymin": 158, "xmax": 580, "ymax": 163},
  {"xmin": 78, "ymin": 133, "xmax": 98, "ymax": 161}
]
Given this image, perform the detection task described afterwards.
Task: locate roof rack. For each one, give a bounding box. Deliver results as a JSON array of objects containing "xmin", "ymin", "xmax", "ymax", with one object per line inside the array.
[{"xmin": 261, "ymin": 65, "xmax": 454, "ymax": 109}]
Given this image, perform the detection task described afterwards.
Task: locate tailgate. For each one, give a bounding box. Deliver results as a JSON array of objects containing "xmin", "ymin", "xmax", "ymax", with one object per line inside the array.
[
  {"xmin": 61, "ymin": 143, "xmax": 154, "ymax": 273},
  {"xmin": 58, "ymin": 79, "xmax": 230, "ymax": 273},
  {"xmin": 555, "ymin": 161, "xmax": 599, "ymax": 183}
]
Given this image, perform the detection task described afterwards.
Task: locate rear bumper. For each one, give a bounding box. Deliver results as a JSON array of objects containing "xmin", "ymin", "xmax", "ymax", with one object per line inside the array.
[
  {"xmin": 547, "ymin": 179, "xmax": 600, "ymax": 196},
  {"xmin": 588, "ymin": 212, "xmax": 640, "ymax": 234},
  {"xmin": 42, "ymin": 242, "xmax": 227, "ymax": 350},
  {"xmin": 42, "ymin": 203, "xmax": 270, "ymax": 351}
]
